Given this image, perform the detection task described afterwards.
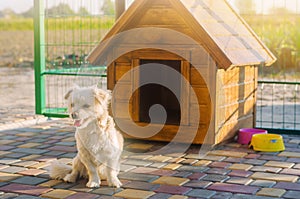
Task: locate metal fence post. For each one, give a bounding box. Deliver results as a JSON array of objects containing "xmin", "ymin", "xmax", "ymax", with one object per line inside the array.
[{"xmin": 34, "ymin": 0, "xmax": 45, "ymax": 115}]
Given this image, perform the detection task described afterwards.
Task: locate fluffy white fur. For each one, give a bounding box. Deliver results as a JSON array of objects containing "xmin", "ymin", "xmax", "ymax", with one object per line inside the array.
[{"xmin": 49, "ymin": 85, "xmax": 123, "ymax": 188}]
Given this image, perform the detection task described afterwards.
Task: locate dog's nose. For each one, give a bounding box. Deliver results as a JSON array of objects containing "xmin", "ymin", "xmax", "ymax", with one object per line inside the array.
[{"xmin": 71, "ymin": 112, "xmax": 78, "ymax": 119}]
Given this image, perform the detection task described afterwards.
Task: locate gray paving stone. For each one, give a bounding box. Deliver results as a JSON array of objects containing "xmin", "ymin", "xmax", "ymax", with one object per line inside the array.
[
  {"xmin": 177, "ymin": 165, "xmax": 209, "ymax": 173},
  {"xmin": 12, "ymin": 176, "xmax": 48, "ymax": 185},
  {"xmin": 243, "ymin": 159, "xmax": 267, "ymax": 166},
  {"xmin": 0, "ymin": 166, "xmax": 27, "ymax": 173},
  {"xmin": 283, "ymin": 190, "xmax": 300, "ymax": 199},
  {"xmin": 231, "ymin": 194, "xmax": 280, "ymax": 199},
  {"xmin": 11, "ymin": 148, "xmax": 49, "ymax": 155},
  {"xmin": 201, "ymin": 174, "xmax": 230, "ymax": 182},
  {"xmin": 4, "ymin": 152, "xmax": 27, "ymax": 159},
  {"xmin": 185, "ymin": 189, "xmax": 216, "ymax": 198},
  {"xmin": 148, "ymin": 193, "xmax": 171, "ymax": 199},
  {"xmin": 0, "ymin": 158, "xmax": 21, "ymax": 164},
  {"xmin": 250, "ymin": 180, "xmax": 276, "ymax": 188},
  {"xmin": 123, "ymin": 159, "xmax": 153, "ymax": 167},
  {"xmin": 119, "ymin": 172, "xmax": 159, "ymax": 182},
  {"xmin": 211, "ymin": 191, "xmax": 233, "ymax": 199},
  {"xmin": 92, "ymin": 187, "xmax": 123, "ymax": 196}
]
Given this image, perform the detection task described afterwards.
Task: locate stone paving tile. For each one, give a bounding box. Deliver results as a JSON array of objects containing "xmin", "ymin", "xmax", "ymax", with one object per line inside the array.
[
  {"xmin": 231, "ymin": 193, "xmax": 279, "ymax": 199},
  {"xmin": 279, "ymin": 151, "xmax": 300, "ymax": 158},
  {"xmin": 0, "ymin": 172, "xmax": 22, "ymax": 182},
  {"xmin": 228, "ymin": 170, "xmax": 253, "ymax": 178},
  {"xmin": 183, "ymin": 180, "xmax": 212, "ymax": 189},
  {"xmin": 243, "ymin": 159, "xmax": 266, "ymax": 166},
  {"xmin": 208, "ymin": 182, "xmax": 259, "ymax": 194},
  {"xmin": 41, "ymin": 189, "xmax": 77, "ymax": 199},
  {"xmin": 209, "ymin": 161, "xmax": 231, "ymax": 168},
  {"xmin": 250, "ymin": 165, "xmax": 282, "ymax": 173},
  {"xmin": 152, "ymin": 176, "xmax": 189, "ymax": 186},
  {"xmin": 209, "ymin": 150, "xmax": 248, "ymax": 158},
  {"xmin": 264, "ymin": 160, "xmax": 295, "ymax": 168},
  {"xmin": 122, "ymin": 180, "xmax": 160, "ymax": 191},
  {"xmin": 185, "ymin": 188, "xmax": 216, "ymax": 198},
  {"xmin": 259, "ymin": 154, "xmax": 287, "ymax": 161},
  {"xmin": 0, "ymin": 166, "xmax": 27, "ymax": 174},
  {"xmin": 205, "ymin": 168, "xmax": 230, "ymax": 175},
  {"xmin": 91, "ymin": 187, "xmax": 123, "ymax": 196},
  {"xmin": 201, "ymin": 174, "xmax": 230, "ymax": 182},
  {"xmin": 11, "ymin": 148, "xmax": 49, "ymax": 155},
  {"xmin": 0, "ymin": 183, "xmax": 52, "ymax": 196},
  {"xmin": 114, "ymin": 188, "xmax": 155, "ymax": 199},
  {"xmin": 229, "ymin": 163, "xmax": 253, "ymax": 171},
  {"xmin": 12, "ymin": 176, "xmax": 48, "ymax": 185},
  {"xmin": 38, "ymin": 179, "xmax": 62, "ymax": 187},
  {"xmin": 250, "ymin": 179, "xmax": 276, "ymax": 188},
  {"xmin": 123, "ymin": 159, "xmax": 153, "ymax": 167},
  {"xmin": 148, "ymin": 193, "xmax": 172, "ymax": 199},
  {"xmin": 287, "ymin": 158, "xmax": 300, "ymax": 164},
  {"xmin": 17, "ymin": 168, "xmax": 46, "ymax": 176},
  {"xmin": 187, "ymin": 172, "xmax": 207, "ymax": 180},
  {"xmin": 274, "ymin": 181, "xmax": 300, "ymax": 191},
  {"xmin": 283, "ymin": 190, "xmax": 300, "ymax": 199},
  {"xmin": 163, "ymin": 163, "xmax": 182, "ymax": 170},
  {"xmin": 280, "ymin": 168, "xmax": 300, "ymax": 176},
  {"xmin": 65, "ymin": 192, "xmax": 100, "ymax": 199},
  {"xmin": 168, "ymin": 195, "xmax": 188, "ymax": 199},
  {"xmin": 154, "ymin": 184, "xmax": 192, "ymax": 195},
  {"xmin": 256, "ymin": 187, "xmax": 286, "ymax": 197},
  {"xmin": 193, "ymin": 160, "xmax": 212, "ymax": 167},
  {"xmin": 211, "ymin": 191, "xmax": 233, "ymax": 199},
  {"xmin": 225, "ymin": 177, "xmax": 253, "ymax": 185},
  {"xmin": 251, "ymin": 172, "xmax": 298, "ymax": 182},
  {"xmin": 118, "ymin": 172, "xmax": 159, "ymax": 182},
  {"xmin": 148, "ymin": 155, "xmax": 173, "ymax": 163},
  {"xmin": 177, "ymin": 165, "xmax": 209, "ymax": 173}
]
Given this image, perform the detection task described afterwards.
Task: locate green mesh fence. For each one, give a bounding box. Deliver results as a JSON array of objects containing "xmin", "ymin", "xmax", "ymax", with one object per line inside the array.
[{"xmin": 34, "ymin": 0, "xmax": 113, "ymax": 117}]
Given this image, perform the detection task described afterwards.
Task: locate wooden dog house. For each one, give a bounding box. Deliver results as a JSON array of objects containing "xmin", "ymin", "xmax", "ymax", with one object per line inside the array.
[{"xmin": 87, "ymin": 0, "xmax": 276, "ymax": 145}]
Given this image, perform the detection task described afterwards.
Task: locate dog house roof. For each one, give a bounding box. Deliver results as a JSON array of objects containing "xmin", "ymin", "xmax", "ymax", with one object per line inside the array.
[{"xmin": 87, "ymin": 0, "xmax": 276, "ymax": 69}]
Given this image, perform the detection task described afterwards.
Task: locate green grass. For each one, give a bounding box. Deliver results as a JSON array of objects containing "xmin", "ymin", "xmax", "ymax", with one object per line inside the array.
[
  {"xmin": 0, "ymin": 16, "xmax": 114, "ymax": 31},
  {"xmin": 0, "ymin": 18, "xmax": 34, "ymax": 30}
]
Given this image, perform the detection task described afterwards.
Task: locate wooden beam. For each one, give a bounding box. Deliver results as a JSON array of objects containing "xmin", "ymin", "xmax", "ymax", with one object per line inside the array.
[{"xmin": 115, "ymin": 0, "xmax": 126, "ymax": 20}]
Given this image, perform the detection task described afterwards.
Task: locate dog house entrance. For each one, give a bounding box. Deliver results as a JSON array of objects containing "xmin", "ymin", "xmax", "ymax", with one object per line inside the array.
[{"xmin": 139, "ymin": 60, "xmax": 181, "ymax": 125}]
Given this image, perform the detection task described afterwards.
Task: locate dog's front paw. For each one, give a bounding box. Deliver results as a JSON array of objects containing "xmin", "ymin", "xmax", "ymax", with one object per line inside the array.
[
  {"xmin": 86, "ymin": 180, "xmax": 100, "ymax": 188},
  {"xmin": 108, "ymin": 178, "xmax": 122, "ymax": 188},
  {"xmin": 63, "ymin": 174, "xmax": 76, "ymax": 183}
]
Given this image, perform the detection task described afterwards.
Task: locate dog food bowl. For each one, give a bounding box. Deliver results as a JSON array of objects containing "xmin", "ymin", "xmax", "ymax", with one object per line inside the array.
[
  {"xmin": 249, "ymin": 134, "xmax": 285, "ymax": 152},
  {"xmin": 238, "ymin": 128, "xmax": 268, "ymax": 145}
]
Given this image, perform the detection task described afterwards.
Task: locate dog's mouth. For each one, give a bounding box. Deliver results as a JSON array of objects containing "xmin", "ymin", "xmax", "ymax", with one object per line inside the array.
[{"xmin": 74, "ymin": 119, "xmax": 82, "ymax": 127}]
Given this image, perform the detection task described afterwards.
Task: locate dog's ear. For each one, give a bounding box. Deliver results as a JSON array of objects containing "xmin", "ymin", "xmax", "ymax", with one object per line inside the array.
[
  {"xmin": 64, "ymin": 89, "xmax": 73, "ymax": 100},
  {"xmin": 65, "ymin": 85, "xmax": 80, "ymax": 100},
  {"xmin": 93, "ymin": 88, "xmax": 111, "ymax": 105}
]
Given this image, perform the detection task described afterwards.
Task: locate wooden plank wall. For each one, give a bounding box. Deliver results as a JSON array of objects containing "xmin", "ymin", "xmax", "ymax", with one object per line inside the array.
[{"xmin": 215, "ymin": 65, "xmax": 257, "ymax": 144}]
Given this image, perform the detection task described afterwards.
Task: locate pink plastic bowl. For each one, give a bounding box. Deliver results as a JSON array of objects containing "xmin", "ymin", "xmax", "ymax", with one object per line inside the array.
[{"xmin": 238, "ymin": 128, "xmax": 267, "ymax": 145}]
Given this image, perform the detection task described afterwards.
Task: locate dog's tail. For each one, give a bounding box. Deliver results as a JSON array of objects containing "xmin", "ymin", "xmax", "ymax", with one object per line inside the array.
[{"xmin": 49, "ymin": 160, "xmax": 72, "ymax": 180}]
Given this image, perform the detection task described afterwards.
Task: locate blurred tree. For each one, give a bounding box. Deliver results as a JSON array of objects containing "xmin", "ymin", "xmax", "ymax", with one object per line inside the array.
[
  {"xmin": 101, "ymin": 0, "xmax": 115, "ymax": 15},
  {"xmin": 77, "ymin": 6, "xmax": 90, "ymax": 16},
  {"xmin": 0, "ymin": 8, "xmax": 18, "ymax": 19},
  {"xmin": 21, "ymin": 7, "xmax": 34, "ymax": 18},
  {"xmin": 269, "ymin": 7, "xmax": 294, "ymax": 16},
  {"xmin": 47, "ymin": 3, "xmax": 75, "ymax": 16},
  {"xmin": 234, "ymin": 0, "xmax": 256, "ymax": 15}
]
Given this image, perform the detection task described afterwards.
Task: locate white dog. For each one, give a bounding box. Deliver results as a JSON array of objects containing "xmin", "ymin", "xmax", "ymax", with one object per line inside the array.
[{"xmin": 49, "ymin": 85, "xmax": 123, "ymax": 188}]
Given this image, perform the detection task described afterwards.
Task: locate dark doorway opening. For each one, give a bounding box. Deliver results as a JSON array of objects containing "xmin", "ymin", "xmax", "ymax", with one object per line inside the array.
[{"xmin": 139, "ymin": 60, "xmax": 181, "ymax": 125}]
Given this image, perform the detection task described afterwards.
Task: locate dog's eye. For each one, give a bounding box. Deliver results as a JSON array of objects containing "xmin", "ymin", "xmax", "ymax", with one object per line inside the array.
[{"xmin": 82, "ymin": 104, "xmax": 90, "ymax": 108}]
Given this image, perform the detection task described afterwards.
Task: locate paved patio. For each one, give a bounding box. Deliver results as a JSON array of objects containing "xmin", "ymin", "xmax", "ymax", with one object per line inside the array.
[{"xmin": 1, "ymin": 115, "xmax": 300, "ymax": 199}]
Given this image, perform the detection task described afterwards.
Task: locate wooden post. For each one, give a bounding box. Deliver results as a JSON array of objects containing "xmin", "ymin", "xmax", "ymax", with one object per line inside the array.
[{"xmin": 115, "ymin": 0, "xmax": 126, "ymax": 20}]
